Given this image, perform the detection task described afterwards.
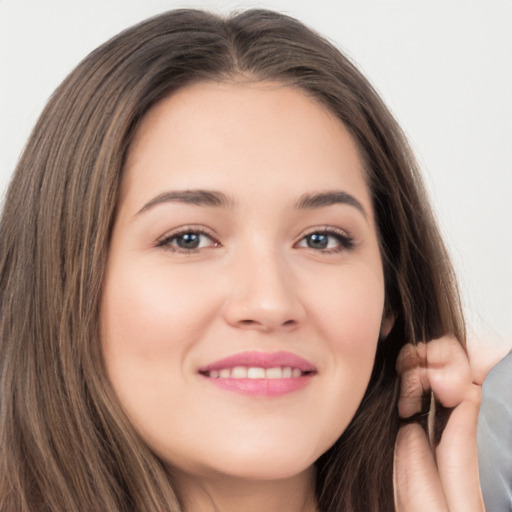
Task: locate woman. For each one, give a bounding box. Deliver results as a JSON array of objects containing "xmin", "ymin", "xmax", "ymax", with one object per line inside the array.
[{"xmin": 0, "ymin": 9, "xmax": 483, "ymax": 511}]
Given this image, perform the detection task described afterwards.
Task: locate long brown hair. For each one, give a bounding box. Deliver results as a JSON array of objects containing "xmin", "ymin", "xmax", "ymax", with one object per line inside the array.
[{"xmin": 0, "ymin": 9, "xmax": 464, "ymax": 511}]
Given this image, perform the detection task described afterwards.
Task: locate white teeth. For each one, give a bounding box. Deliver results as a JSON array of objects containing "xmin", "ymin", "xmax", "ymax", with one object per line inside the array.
[
  {"xmin": 231, "ymin": 366, "xmax": 248, "ymax": 378},
  {"xmin": 265, "ymin": 367, "xmax": 283, "ymax": 379},
  {"xmin": 206, "ymin": 366, "xmax": 306, "ymax": 379},
  {"xmin": 247, "ymin": 367, "xmax": 265, "ymax": 379}
]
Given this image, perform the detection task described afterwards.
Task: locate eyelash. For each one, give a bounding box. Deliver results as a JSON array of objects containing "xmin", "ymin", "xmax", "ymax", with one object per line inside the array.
[
  {"xmin": 156, "ymin": 226, "xmax": 220, "ymax": 253},
  {"xmin": 295, "ymin": 227, "xmax": 355, "ymax": 254},
  {"xmin": 156, "ymin": 226, "xmax": 355, "ymax": 254}
]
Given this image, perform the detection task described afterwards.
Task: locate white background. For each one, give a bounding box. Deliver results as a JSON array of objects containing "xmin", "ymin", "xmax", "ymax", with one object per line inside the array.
[{"xmin": 1, "ymin": 0, "xmax": 511, "ymax": 359}]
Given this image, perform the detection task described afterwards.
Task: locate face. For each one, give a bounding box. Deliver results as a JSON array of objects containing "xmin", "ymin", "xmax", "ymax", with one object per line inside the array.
[{"xmin": 101, "ymin": 81, "xmax": 386, "ymax": 484}]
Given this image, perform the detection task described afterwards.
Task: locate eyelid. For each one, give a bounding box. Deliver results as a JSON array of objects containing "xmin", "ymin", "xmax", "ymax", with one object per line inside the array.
[
  {"xmin": 155, "ymin": 224, "xmax": 221, "ymax": 252},
  {"xmin": 294, "ymin": 225, "xmax": 356, "ymax": 252}
]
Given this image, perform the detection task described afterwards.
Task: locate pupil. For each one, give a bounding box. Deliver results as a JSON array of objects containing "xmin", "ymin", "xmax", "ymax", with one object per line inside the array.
[
  {"xmin": 177, "ymin": 233, "xmax": 200, "ymax": 249},
  {"xmin": 307, "ymin": 233, "xmax": 328, "ymax": 249}
]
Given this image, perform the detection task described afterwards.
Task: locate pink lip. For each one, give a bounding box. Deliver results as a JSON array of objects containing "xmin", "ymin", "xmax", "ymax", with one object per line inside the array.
[
  {"xmin": 198, "ymin": 351, "xmax": 316, "ymax": 397},
  {"xmin": 199, "ymin": 350, "xmax": 317, "ymax": 372}
]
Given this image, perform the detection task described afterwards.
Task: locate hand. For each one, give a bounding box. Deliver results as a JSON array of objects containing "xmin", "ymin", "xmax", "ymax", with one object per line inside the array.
[{"xmin": 393, "ymin": 337, "xmax": 485, "ymax": 511}]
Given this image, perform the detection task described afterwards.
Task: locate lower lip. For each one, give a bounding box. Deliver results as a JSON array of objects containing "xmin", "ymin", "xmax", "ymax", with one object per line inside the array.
[{"xmin": 202, "ymin": 375, "xmax": 314, "ymax": 396}]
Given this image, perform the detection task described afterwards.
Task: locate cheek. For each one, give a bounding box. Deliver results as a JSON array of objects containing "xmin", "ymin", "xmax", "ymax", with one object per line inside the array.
[
  {"xmin": 305, "ymin": 264, "xmax": 385, "ymax": 444},
  {"xmin": 99, "ymin": 261, "xmax": 218, "ymax": 443},
  {"xmin": 311, "ymin": 262, "xmax": 385, "ymax": 354},
  {"xmin": 101, "ymin": 261, "xmax": 218, "ymax": 358}
]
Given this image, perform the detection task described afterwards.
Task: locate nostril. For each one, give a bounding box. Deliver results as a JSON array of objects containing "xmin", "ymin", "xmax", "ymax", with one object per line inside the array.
[{"xmin": 236, "ymin": 318, "xmax": 297, "ymax": 330}]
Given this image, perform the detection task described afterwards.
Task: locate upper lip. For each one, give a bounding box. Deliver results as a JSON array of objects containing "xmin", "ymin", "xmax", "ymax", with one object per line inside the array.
[{"xmin": 198, "ymin": 351, "xmax": 317, "ymax": 373}]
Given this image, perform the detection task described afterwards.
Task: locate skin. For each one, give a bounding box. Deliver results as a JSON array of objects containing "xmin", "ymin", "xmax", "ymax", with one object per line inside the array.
[
  {"xmin": 394, "ymin": 338, "xmax": 485, "ymax": 511},
  {"xmin": 101, "ymin": 81, "xmax": 386, "ymax": 511},
  {"xmin": 100, "ymin": 80, "xmax": 484, "ymax": 511}
]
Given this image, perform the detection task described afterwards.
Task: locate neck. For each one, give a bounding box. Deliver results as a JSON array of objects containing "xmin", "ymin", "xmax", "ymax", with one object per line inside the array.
[{"xmin": 172, "ymin": 466, "xmax": 318, "ymax": 512}]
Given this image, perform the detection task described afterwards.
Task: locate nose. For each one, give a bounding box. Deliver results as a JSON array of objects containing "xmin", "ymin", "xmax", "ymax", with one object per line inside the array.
[{"xmin": 222, "ymin": 249, "xmax": 305, "ymax": 333}]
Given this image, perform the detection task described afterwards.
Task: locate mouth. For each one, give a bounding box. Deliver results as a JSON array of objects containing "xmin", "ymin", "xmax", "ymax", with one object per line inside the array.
[
  {"xmin": 198, "ymin": 351, "xmax": 316, "ymax": 396},
  {"xmin": 201, "ymin": 366, "xmax": 311, "ymax": 379}
]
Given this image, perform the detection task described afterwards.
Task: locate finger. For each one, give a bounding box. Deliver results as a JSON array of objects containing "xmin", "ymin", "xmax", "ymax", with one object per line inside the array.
[
  {"xmin": 396, "ymin": 342, "xmax": 429, "ymax": 419},
  {"xmin": 425, "ymin": 337, "xmax": 474, "ymax": 407},
  {"xmin": 425, "ymin": 337, "xmax": 485, "ymax": 511},
  {"xmin": 394, "ymin": 423, "xmax": 448, "ymax": 512},
  {"xmin": 435, "ymin": 383, "xmax": 485, "ymax": 512}
]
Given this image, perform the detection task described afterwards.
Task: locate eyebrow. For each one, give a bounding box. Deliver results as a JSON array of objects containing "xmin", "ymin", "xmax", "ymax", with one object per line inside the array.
[
  {"xmin": 296, "ymin": 191, "xmax": 367, "ymax": 218},
  {"xmin": 136, "ymin": 188, "xmax": 367, "ymax": 218},
  {"xmin": 136, "ymin": 189, "xmax": 233, "ymax": 215}
]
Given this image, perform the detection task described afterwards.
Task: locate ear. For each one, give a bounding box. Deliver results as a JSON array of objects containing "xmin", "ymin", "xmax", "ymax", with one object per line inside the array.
[{"xmin": 380, "ymin": 314, "xmax": 395, "ymax": 339}]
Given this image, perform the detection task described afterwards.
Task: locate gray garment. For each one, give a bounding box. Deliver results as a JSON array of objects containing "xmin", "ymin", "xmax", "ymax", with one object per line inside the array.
[{"xmin": 477, "ymin": 352, "xmax": 512, "ymax": 512}]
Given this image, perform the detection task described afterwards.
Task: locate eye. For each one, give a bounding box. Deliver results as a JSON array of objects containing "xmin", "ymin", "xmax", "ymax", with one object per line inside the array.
[
  {"xmin": 296, "ymin": 229, "xmax": 355, "ymax": 253},
  {"xmin": 156, "ymin": 227, "xmax": 220, "ymax": 253}
]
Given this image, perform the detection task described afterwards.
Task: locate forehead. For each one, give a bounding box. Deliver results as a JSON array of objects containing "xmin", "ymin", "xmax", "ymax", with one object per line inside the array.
[{"xmin": 122, "ymin": 81, "xmax": 372, "ymax": 216}]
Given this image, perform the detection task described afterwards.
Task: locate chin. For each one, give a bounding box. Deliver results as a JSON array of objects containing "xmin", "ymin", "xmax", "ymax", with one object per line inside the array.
[
  {"xmin": 178, "ymin": 436, "xmax": 327, "ymax": 482},
  {"xmin": 150, "ymin": 433, "xmax": 319, "ymax": 483},
  {"xmin": 201, "ymin": 455, "xmax": 316, "ymax": 482}
]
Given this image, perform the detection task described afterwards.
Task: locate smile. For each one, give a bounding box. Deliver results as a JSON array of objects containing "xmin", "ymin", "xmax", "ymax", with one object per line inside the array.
[
  {"xmin": 198, "ymin": 351, "xmax": 316, "ymax": 396},
  {"xmin": 202, "ymin": 366, "xmax": 307, "ymax": 379}
]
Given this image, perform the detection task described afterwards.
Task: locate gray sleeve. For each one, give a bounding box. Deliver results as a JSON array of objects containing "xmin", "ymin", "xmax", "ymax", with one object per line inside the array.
[{"xmin": 477, "ymin": 352, "xmax": 512, "ymax": 512}]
